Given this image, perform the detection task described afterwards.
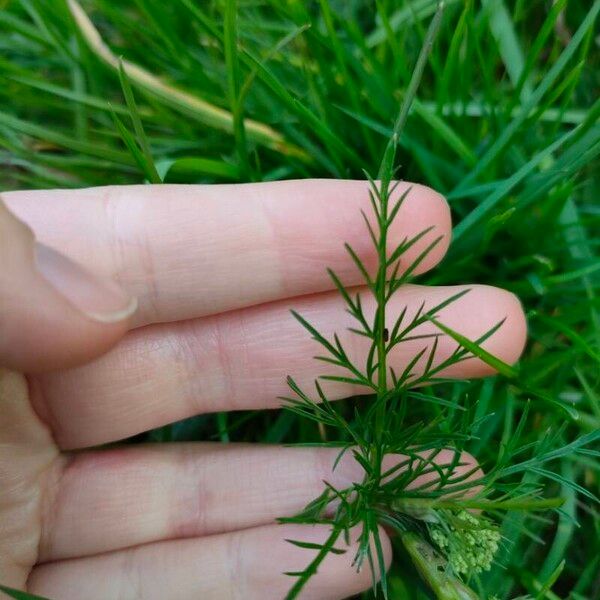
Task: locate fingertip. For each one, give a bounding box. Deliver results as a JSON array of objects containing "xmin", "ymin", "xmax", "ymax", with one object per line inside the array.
[
  {"xmin": 429, "ymin": 284, "xmax": 527, "ymax": 378},
  {"xmin": 495, "ymin": 288, "xmax": 528, "ymax": 366},
  {"xmin": 468, "ymin": 285, "xmax": 527, "ymax": 373}
]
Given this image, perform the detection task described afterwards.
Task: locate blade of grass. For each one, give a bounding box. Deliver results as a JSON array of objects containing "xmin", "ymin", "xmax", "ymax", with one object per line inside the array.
[
  {"xmin": 0, "ymin": 110, "xmax": 134, "ymax": 164},
  {"xmin": 0, "ymin": 585, "xmax": 53, "ymax": 600},
  {"xmin": 224, "ymin": 0, "xmax": 249, "ymax": 176},
  {"xmin": 110, "ymin": 109, "xmax": 159, "ymax": 182},
  {"xmin": 481, "ymin": 0, "xmax": 533, "ymax": 101},
  {"xmin": 366, "ymin": 0, "xmax": 461, "ymax": 47},
  {"xmin": 117, "ymin": 60, "xmax": 161, "ymax": 183},
  {"xmin": 377, "ymin": 0, "xmax": 445, "ymax": 181},
  {"xmin": 427, "ymin": 316, "xmax": 518, "ymax": 378},
  {"xmin": 7, "ymin": 76, "xmax": 134, "ymax": 116},
  {"xmin": 156, "ymin": 157, "xmax": 240, "ymax": 181}
]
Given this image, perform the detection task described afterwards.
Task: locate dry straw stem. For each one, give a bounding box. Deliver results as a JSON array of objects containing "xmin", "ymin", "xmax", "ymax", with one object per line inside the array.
[{"xmin": 67, "ymin": 0, "xmax": 307, "ymax": 160}]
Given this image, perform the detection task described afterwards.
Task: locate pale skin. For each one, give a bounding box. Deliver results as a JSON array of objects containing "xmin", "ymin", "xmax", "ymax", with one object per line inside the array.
[{"xmin": 0, "ymin": 180, "xmax": 527, "ymax": 599}]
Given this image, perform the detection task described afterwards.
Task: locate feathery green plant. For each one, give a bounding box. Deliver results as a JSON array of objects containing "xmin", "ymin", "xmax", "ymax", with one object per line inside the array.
[
  {"xmin": 0, "ymin": 1, "xmax": 598, "ymax": 598},
  {"xmin": 277, "ymin": 5, "xmax": 599, "ymax": 599},
  {"xmin": 279, "ymin": 142, "xmax": 597, "ymax": 597}
]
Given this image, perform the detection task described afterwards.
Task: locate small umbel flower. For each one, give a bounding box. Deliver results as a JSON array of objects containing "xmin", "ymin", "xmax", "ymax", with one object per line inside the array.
[{"xmin": 428, "ymin": 510, "xmax": 501, "ymax": 576}]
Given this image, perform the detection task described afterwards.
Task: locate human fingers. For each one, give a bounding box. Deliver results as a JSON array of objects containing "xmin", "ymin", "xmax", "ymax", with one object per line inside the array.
[
  {"xmin": 33, "ymin": 284, "xmax": 526, "ymax": 449},
  {"xmin": 39, "ymin": 444, "xmax": 479, "ymax": 562},
  {"xmin": 29, "ymin": 522, "xmax": 391, "ymax": 600},
  {"xmin": 4, "ymin": 180, "xmax": 450, "ymax": 327}
]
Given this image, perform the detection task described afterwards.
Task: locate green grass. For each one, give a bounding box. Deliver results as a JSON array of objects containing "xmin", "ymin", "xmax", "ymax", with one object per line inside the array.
[{"xmin": 1, "ymin": 1, "xmax": 599, "ymax": 598}]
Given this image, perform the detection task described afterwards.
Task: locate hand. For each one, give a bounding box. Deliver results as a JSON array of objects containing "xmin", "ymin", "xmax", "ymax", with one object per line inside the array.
[{"xmin": 0, "ymin": 180, "xmax": 526, "ymax": 599}]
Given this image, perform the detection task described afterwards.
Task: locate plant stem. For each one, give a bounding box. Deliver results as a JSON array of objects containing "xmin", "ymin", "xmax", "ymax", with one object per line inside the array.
[
  {"xmin": 373, "ymin": 188, "xmax": 389, "ymax": 482},
  {"xmin": 371, "ymin": 1, "xmax": 445, "ymax": 481},
  {"xmin": 391, "ymin": 496, "xmax": 565, "ymax": 512},
  {"xmin": 400, "ymin": 532, "xmax": 479, "ymax": 600}
]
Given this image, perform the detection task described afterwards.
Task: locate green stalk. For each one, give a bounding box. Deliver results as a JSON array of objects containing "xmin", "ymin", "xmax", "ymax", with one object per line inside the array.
[
  {"xmin": 224, "ymin": 0, "xmax": 250, "ymax": 177},
  {"xmin": 372, "ymin": 1, "xmax": 445, "ymax": 480},
  {"xmin": 373, "ymin": 189, "xmax": 389, "ymax": 479},
  {"xmin": 400, "ymin": 532, "xmax": 478, "ymax": 600},
  {"xmin": 391, "ymin": 496, "xmax": 565, "ymax": 512}
]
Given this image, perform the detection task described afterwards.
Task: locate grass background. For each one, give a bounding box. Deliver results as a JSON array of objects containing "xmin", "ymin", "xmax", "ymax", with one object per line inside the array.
[{"xmin": 0, "ymin": 0, "xmax": 599, "ymax": 598}]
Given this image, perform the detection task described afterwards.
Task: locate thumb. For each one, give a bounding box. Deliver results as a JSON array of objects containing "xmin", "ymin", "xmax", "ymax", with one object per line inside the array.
[{"xmin": 0, "ymin": 196, "xmax": 136, "ymax": 372}]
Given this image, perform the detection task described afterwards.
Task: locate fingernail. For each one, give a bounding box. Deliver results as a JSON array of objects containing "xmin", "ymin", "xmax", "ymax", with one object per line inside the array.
[{"xmin": 35, "ymin": 242, "xmax": 137, "ymax": 323}]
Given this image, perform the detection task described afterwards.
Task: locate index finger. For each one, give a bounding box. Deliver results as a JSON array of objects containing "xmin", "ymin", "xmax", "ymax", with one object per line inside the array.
[{"xmin": 3, "ymin": 180, "xmax": 451, "ymax": 327}]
